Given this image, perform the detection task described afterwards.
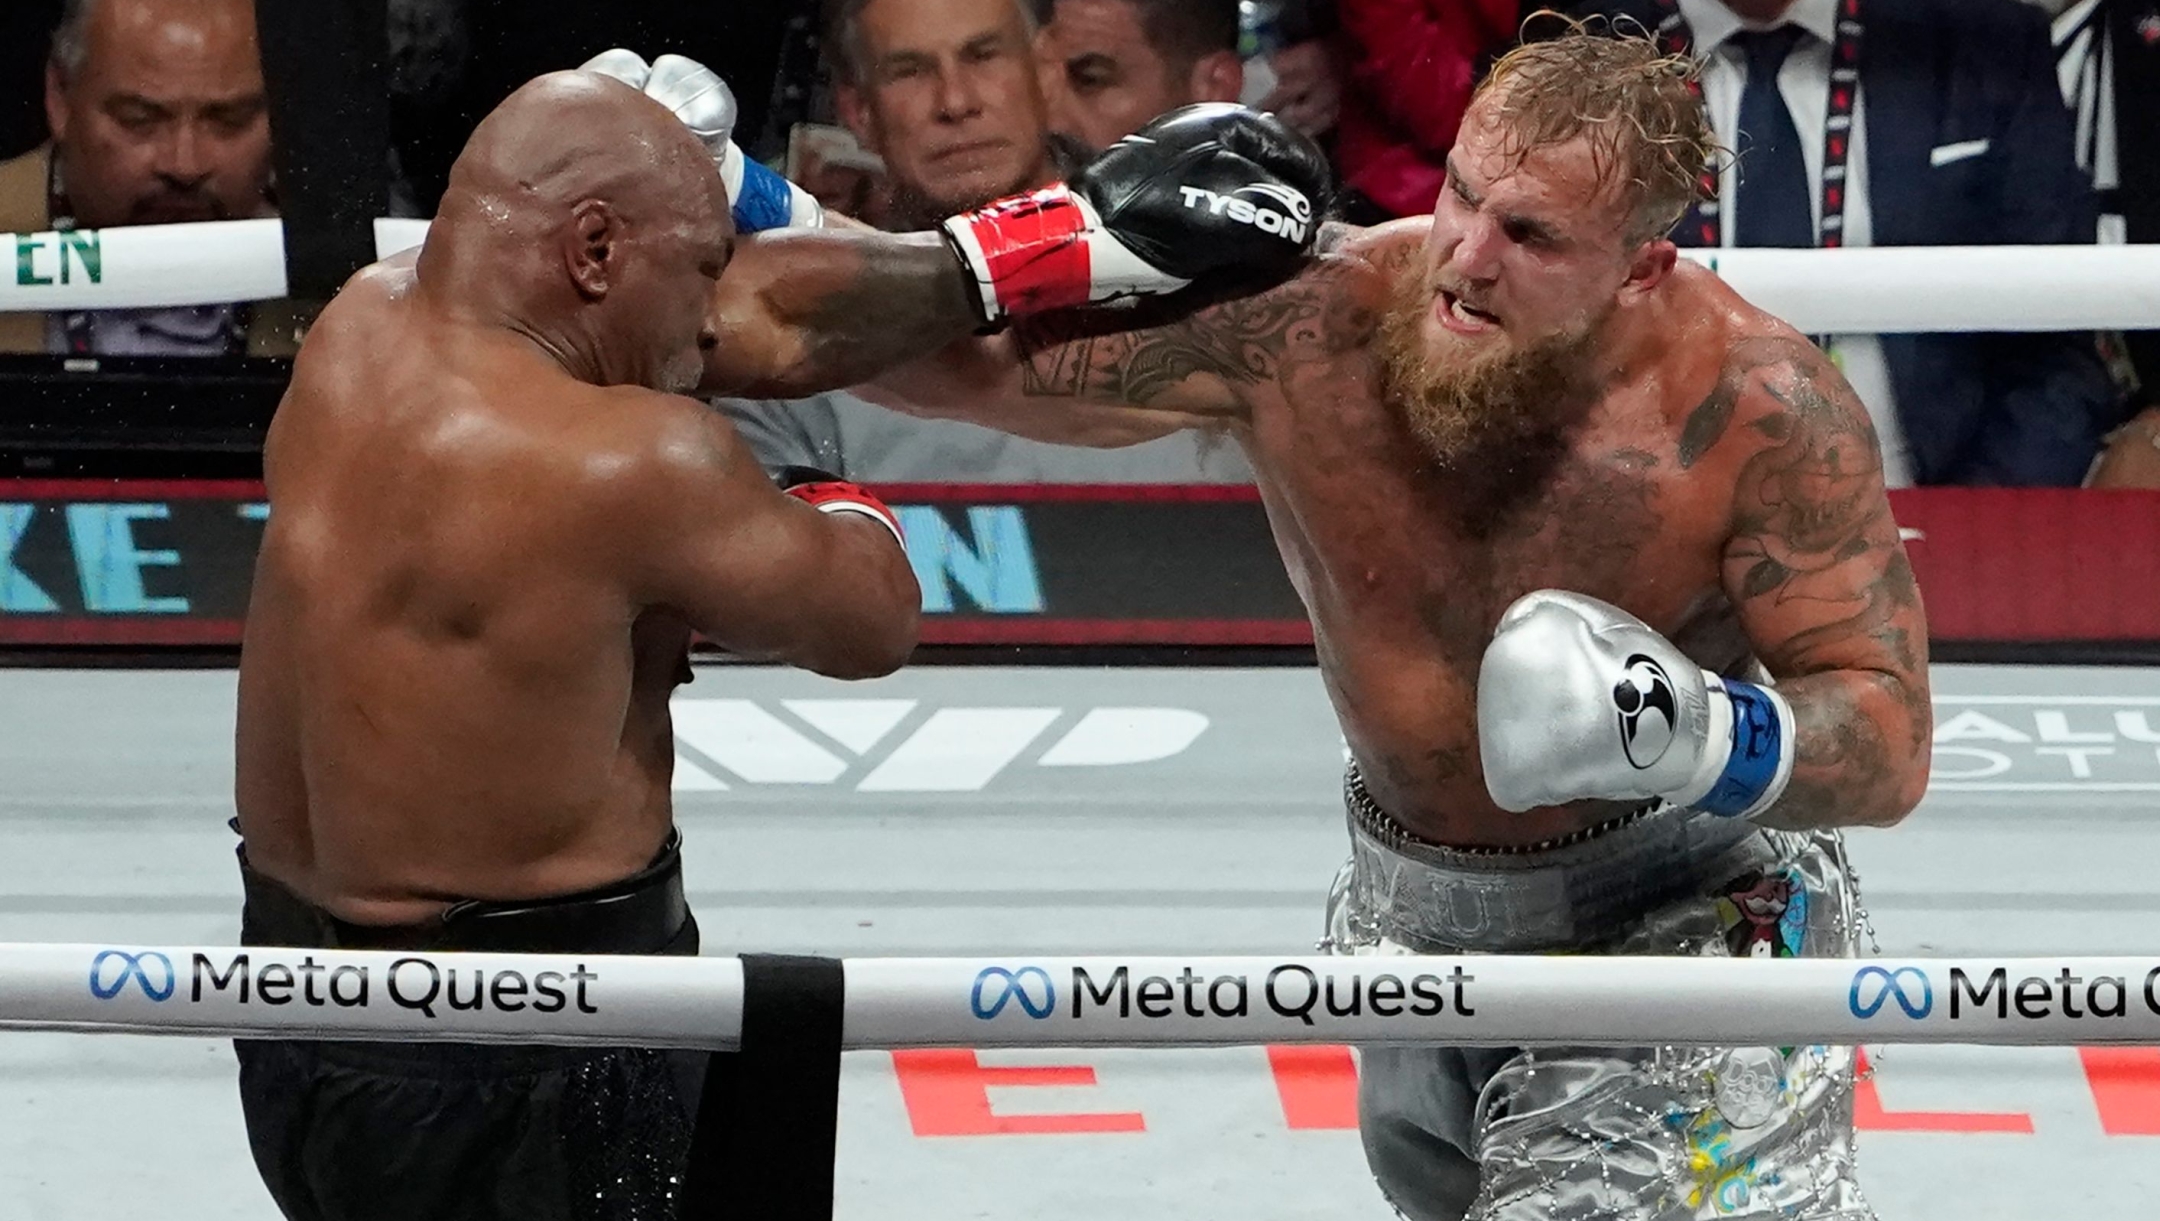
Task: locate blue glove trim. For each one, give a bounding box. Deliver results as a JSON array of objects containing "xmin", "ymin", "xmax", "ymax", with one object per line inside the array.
[
  {"xmin": 1698, "ymin": 678, "xmax": 1788, "ymax": 818},
  {"xmin": 733, "ymin": 159, "xmax": 797, "ymax": 233}
]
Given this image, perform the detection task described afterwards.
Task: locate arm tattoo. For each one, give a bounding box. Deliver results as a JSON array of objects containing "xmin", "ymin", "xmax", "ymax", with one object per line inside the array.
[
  {"xmin": 1011, "ymin": 280, "xmax": 1335, "ymax": 413},
  {"xmin": 1712, "ymin": 338, "xmax": 1931, "ymax": 829},
  {"xmin": 1725, "ymin": 341, "xmax": 1899, "ymax": 658},
  {"xmin": 1778, "ymin": 678, "xmax": 1898, "ymax": 822},
  {"xmin": 1678, "ymin": 364, "xmax": 1744, "ymax": 469}
]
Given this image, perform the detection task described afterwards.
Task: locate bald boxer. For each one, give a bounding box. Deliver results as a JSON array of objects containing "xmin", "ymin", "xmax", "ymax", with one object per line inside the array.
[
  {"xmin": 865, "ymin": 29, "xmax": 1931, "ymax": 1221},
  {"xmin": 231, "ymin": 66, "xmax": 1329, "ymax": 1220}
]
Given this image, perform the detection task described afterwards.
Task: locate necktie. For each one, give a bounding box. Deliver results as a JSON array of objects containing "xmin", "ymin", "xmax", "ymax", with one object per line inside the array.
[{"xmin": 1733, "ymin": 26, "xmax": 1816, "ymax": 248}]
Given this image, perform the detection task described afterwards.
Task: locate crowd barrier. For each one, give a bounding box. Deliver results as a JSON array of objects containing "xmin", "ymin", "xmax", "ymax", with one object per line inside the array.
[{"xmin": 1, "ymin": 481, "xmax": 2156, "ymax": 652}]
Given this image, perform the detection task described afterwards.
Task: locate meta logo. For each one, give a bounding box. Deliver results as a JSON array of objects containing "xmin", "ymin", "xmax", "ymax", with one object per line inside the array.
[
  {"xmin": 1850, "ymin": 964, "xmax": 2160, "ymax": 1023},
  {"xmin": 1177, "ymin": 185, "xmax": 1310, "ymax": 243},
  {"xmin": 85, "ymin": 951, "xmax": 605, "ymax": 1018},
  {"xmin": 1614, "ymin": 654, "xmax": 1680, "ymax": 769},
  {"xmin": 88, "ymin": 949, "xmax": 175, "ymax": 1001},
  {"xmin": 971, "ymin": 966, "xmax": 1056, "ymax": 1020},
  {"xmin": 1850, "ymin": 965, "xmax": 1934, "ymax": 1019}
]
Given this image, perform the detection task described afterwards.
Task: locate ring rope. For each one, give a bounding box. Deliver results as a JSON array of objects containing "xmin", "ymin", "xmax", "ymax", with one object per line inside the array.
[
  {"xmin": 3, "ymin": 219, "xmax": 2158, "ymax": 334},
  {"xmin": 11, "ymin": 944, "xmax": 2160, "ymax": 1050}
]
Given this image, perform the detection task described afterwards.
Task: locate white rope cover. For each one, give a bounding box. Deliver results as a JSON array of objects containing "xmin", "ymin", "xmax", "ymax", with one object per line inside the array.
[
  {"xmin": 6, "ymin": 944, "xmax": 747, "ymax": 1050},
  {"xmin": 3, "ymin": 218, "xmax": 2159, "ymax": 334},
  {"xmin": 1681, "ymin": 244, "xmax": 2160, "ymax": 335},
  {"xmin": 8, "ymin": 944, "xmax": 2159, "ymax": 1050}
]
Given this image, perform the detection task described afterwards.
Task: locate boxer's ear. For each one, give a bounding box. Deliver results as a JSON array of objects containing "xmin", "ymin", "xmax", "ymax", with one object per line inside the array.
[
  {"xmin": 1617, "ymin": 237, "xmax": 1677, "ymax": 305},
  {"xmin": 563, "ymin": 198, "xmax": 620, "ymax": 300}
]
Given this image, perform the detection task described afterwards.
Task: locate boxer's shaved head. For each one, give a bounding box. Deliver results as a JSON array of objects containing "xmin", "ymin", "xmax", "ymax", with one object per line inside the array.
[{"xmin": 423, "ymin": 71, "xmax": 734, "ymax": 393}]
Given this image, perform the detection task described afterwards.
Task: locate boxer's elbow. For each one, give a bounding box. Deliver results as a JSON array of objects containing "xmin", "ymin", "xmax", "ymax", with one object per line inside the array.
[
  {"xmin": 814, "ymin": 605, "xmax": 919, "ymax": 680},
  {"xmin": 1880, "ymin": 741, "xmax": 1932, "ymax": 828},
  {"xmin": 1844, "ymin": 728, "xmax": 1930, "ymax": 829},
  {"xmin": 805, "ymin": 545, "xmax": 921, "ymax": 680},
  {"xmin": 1878, "ymin": 674, "xmax": 1932, "ymax": 826}
]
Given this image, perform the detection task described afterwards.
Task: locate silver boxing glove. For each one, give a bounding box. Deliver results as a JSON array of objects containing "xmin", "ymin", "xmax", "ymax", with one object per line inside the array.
[
  {"xmin": 578, "ymin": 49, "xmax": 824, "ymax": 233},
  {"xmin": 1476, "ymin": 590, "xmax": 1794, "ymax": 818}
]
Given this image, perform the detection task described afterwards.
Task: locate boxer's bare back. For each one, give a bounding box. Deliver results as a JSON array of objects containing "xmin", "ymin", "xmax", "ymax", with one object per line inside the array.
[
  {"xmin": 878, "ymin": 84, "xmax": 1930, "ymax": 847},
  {"xmin": 236, "ymin": 75, "xmax": 973, "ymax": 923}
]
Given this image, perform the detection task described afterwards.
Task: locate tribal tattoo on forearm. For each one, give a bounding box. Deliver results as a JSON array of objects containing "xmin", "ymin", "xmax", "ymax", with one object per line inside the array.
[
  {"xmin": 1011, "ymin": 280, "xmax": 1338, "ymax": 413},
  {"xmin": 1688, "ymin": 338, "xmax": 1932, "ymax": 829}
]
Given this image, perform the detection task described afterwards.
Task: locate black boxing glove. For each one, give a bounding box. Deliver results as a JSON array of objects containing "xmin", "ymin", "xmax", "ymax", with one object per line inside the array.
[
  {"xmin": 938, "ymin": 103, "xmax": 1331, "ymax": 325},
  {"xmin": 774, "ymin": 466, "xmax": 903, "ymax": 546}
]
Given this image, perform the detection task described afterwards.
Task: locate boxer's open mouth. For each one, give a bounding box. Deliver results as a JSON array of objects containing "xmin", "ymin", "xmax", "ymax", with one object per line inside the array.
[{"xmin": 1438, "ymin": 289, "xmax": 1501, "ymax": 333}]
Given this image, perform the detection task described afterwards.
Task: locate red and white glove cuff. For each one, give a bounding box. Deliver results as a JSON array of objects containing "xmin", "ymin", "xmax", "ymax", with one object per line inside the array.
[
  {"xmin": 784, "ymin": 481, "xmax": 904, "ymax": 547},
  {"xmin": 938, "ymin": 184, "xmax": 1189, "ymax": 324}
]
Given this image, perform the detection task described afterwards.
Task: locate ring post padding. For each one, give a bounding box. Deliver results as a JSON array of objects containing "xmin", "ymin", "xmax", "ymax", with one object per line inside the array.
[
  {"xmin": 255, "ymin": 0, "xmax": 392, "ymax": 299},
  {"xmin": 684, "ymin": 954, "xmax": 845, "ymax": 1221}
]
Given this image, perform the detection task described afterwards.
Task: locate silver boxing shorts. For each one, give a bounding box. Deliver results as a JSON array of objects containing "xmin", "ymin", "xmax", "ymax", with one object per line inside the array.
[{"xmin": 1324, "ymin": 764, "xmax": 1874, "ymax": 1221}]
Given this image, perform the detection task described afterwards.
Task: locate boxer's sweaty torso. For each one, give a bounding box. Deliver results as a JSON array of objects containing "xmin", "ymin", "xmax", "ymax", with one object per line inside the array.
[
  {"xmin": 1237, "ymin": 229, "xmax": 1777, "ymax": 848},
  {"xmin": 236, "ymin": 259, "xmax": 690, "ymax": 924}
]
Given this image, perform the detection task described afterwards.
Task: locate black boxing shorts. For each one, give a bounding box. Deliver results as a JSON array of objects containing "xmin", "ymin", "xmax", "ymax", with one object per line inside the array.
[{"xmin": 230, "ymin": 829, "xmax": 704, "ymax": 1221}]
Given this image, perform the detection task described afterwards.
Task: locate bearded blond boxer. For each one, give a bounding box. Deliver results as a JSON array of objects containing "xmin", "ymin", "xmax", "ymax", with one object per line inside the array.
[{"xmin": 863, "ymin": 29, "xmax": 1932, "ymax": 1221}]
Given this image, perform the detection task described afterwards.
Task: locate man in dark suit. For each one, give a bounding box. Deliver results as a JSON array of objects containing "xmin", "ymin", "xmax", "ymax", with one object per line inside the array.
[
  {"xmin": 1573, "ymin": 0, "xmax": 2123, "ymax": 486},
  {"xmin": 2057, "ymin": 0, "xmax": 2160, "ymax": 485}
]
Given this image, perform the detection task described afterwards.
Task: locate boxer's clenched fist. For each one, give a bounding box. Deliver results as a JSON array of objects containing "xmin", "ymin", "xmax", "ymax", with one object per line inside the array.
[
  {"xmin": 579, "ymin": 49, "xmax": 824, "ymax": 233},
  {"xmin": 1477, "ymin": 591, "xmax": 1795, "ymax": 819},
  {"xmin": 939, "ymin": 103, "xmax": 1331, "ymax": 324}
]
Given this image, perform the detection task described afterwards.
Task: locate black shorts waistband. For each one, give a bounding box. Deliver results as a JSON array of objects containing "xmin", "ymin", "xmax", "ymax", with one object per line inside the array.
[{"xmin": 236, "ymin": 829, "xmax": 692, "ymax": 956}]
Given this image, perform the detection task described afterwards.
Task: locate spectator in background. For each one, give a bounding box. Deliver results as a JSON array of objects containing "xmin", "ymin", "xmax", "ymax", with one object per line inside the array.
[
  {"xmin": 717, "ymin": 0, "xmax": 1253, "ymax": 482},
  {"xmin": 1332, "ymin": 0, "xmax": 1518, "ymax": 222},
  {"xmin": 826, "ymin": 0, "xmax": 1069, "ymax": 229},
  {"xmin": 2053, "ymin": 0, "xmax": 2160, "ymax": 486},
  {"xmin": 1238, "ymin": 0, "xmax": 1346, "ymax": 139},
  {"xmin": 1576, "ymin": 0, "xmax": 2123, "ymax": 486},
  {"xmin": 0, "ymin": 0, "xmax": 303, "ymax": 356},
  {"xmin": 1036, "ymin": 0, "xmax": 1244, "ymax": 152}
]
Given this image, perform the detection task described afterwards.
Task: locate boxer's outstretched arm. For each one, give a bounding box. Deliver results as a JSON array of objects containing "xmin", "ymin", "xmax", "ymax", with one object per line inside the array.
[
  {"xmin": 860, "ymin": 257, "xmax": 1361, "ymax": 446},
  {"xmin": 699, "ymin": 228, "xmax": 981, "ymax": 399},
  {"xmin": 610, "ymin": 394, "xmax": 920, "ymax": 678},
  {"xmin": 1703, "ymin": 338, "xmax": 1932, "ymax": 830}
]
